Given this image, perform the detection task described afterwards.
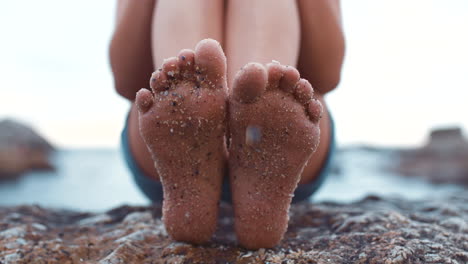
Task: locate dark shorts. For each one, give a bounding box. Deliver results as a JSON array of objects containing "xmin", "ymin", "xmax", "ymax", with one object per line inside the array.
[{"xmin": 122, "ymin": 113, "xmax": 335, "ymax": 203}]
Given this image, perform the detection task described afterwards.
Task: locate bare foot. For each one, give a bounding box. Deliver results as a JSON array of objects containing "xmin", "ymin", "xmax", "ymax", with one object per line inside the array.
[
  {"xmin": 228, "ymin": 62, "xmax": 322, "ymax": 249},
  {"xmin": 135, "ymin": 39, "xmax": 228, "ymax": 244}
]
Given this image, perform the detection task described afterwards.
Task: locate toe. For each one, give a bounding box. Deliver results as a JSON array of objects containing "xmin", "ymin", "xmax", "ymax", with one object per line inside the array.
[
  {"xmin": 177, "ymin": 49, "xmax": 195, "ymax": 76},
  {"xmin": 136, "ymin": 88, "xmax": 154, "ymax": 113},
  {"xmin": 307, "ymin": 99, "xmax": 323, "ymax": 123},
  {"xmin": 279, "ymin": 66, "xmax": 300, "ymax": 93},
  {"xmin": 194, "ymin": 39, "xmax": 227, "ymax": 88},
  {"xmin": 232, "ymin": 63, "xmax": 267, "ymax": 104},
  {"xmin": 162, "ymin": 57, "xmax": 180, "ymax": 80},
  {"xmin": 150, "ymin": 70, "xmax": 169, "ymax": 92},
  {"xmin": 294, "ymin": 79, "xmax": 314, "ymax": 105},
  {"xmin": 266, "ymin": 61, "xmax": 284, "ymax": 90}
]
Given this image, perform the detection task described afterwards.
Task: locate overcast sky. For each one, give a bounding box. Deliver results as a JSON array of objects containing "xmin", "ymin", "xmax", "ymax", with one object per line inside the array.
[{"xmin": 1, "ymin": 0, "xmax": 467, "ymax": 148}]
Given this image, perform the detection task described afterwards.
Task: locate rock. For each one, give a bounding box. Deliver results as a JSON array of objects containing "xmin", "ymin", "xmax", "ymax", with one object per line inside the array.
[
  {"xmin": 427, "ymin": 127, "xmax": 466, "ymax": 151},
  {"xmin": 392, "ymin": 127, "xmax": 468, "ymax": 185},
  {"xmin": 1, "ymin": 194, "xmax": 467, "ymax": 263},
  {"xmin": 0, "ymin": 119, "xmax": 55, "ymax": 179}
]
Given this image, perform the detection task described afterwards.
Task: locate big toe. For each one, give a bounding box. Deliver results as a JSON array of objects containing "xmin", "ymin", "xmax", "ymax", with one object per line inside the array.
[
  {"xmin": 194, "ymin": 39, "xmax": 227, "ymax": 87},
  {"xmin": 232, "ymin": 63, "xmax": 267, "ymax": 104}
]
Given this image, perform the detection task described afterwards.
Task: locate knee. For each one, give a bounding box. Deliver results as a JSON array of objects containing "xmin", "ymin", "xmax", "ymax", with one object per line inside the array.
[
  {"xmin": 113, "ymin": 78, "xmax": 137, "ymax": 101},
  {"xmin": 109, "ymin": 43, "xmax": 133, "ymax": 100},
  {"xmin": 304, "ymin": 69, "xmax": 341, "ymax": 95},
  {"xmin": 314, "ymin": 72, "xmax": 341, "ymax": 94},
  {"xmin": 298, "ymin": 59, "xmax": 343, "ymax": 94},
  {"xmin": 109, "ymin": 60, "xmax": 137, "ymax": 100},
  {"xmin": 109, "ymin": 41, "xmax": 150, "ymax": 101},
  {"xmin": 110, "ymin": 64, "xmax": 136, "ymax": 100}
]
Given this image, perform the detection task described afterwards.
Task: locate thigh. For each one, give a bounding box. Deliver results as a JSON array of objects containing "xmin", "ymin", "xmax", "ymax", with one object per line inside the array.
[{"xmin": 152, "ymin": 0, "xmax": 224, "ymax": 67}]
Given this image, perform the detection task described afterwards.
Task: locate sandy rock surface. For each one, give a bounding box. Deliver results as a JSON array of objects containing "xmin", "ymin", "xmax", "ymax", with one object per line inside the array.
[{"xmin": 1, "ymin": 192, "xmax": 467, "ymax": 264}]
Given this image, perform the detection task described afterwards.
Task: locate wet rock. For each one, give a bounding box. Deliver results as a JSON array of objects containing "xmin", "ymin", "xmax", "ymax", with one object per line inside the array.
[
  {"xmin": 0, "ymin": 119, "xmax": 55, "ymax": 179},
  {"xmin": 1, "ymin": 193, "xmax": 467, "ymax": 263}
]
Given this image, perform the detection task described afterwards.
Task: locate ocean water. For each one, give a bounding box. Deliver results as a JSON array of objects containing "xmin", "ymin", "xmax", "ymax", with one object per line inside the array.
[
  {"xmin": 0, "ymin": 148, "xmax": 463, "ymax": 212},
  {"xmin": 313, "ymin": 149, "xmax": 463, "ymax": 202},
  {"xmin": 0, "ymin": 149, "xmax": 147, "ymax": 211}
]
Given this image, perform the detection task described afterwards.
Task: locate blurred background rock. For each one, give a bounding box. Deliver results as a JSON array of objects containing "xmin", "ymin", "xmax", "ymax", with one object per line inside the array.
[
  {"xmin": 0, "ymin": 119, "xmax": 54, "ymax": 180},
  {"xmin": 392, "ymin": 127, "xmax": 468, "ymax": 185}
]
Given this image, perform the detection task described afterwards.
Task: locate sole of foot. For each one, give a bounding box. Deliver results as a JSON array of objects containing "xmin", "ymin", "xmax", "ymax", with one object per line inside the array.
[
  {"xmin": 135, "ymin": 39, "xmax": 228, "ymax": 244},
  {"xmin": 228, "ymin": 62, "xmax": 322, "ymax": 249}
]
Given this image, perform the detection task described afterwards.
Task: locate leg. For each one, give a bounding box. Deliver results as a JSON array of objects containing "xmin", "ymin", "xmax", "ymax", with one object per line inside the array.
[
  {"xmin": 127, "ymin": 0, "xmax": 225, "ymax": 185},
  {"xmin": 113, "ymin": 0, "xmax": 225, "ymax": 243},
  {"xmin": 296, "ymin": 0, "xmax": 345, "ymax": 94},
  {"xmin": 225, "ymin": 0, "xmax": 303, "ymax": 249},
  {"xmin": 296, "ymin": 0, "xmax": 345, "ymax": 184},
  {"xmin": 225, "ymin": 0, "xmax": 332, "ymax": 186},
  {"xmin": 136, "ymin": 40, "xmax": 228, "ymax": 244},
  {"xmin": 109, "ymin": 0, "xmax": 155, "ymax": 100},
  {"xmin": 109, "ymin": 0, "xmax": 160, "ymax": 182},
  {"xmin": 229, "ymin": 63, "xmax": 323, "ymax": 249},
  {"xmin": 135, "ymin": 0, "xmax": 226, "ymax": 244},
  {"xmin": 225, "ymin": 0, "xmax": 300, "ymax": 87},
  {"xmin": 152, "ymin": 0, "xmax": 224, "ymax": 67},
  {"xmin": 226, "ymin": 0, "xmax": 338, "ymax": 249}
]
